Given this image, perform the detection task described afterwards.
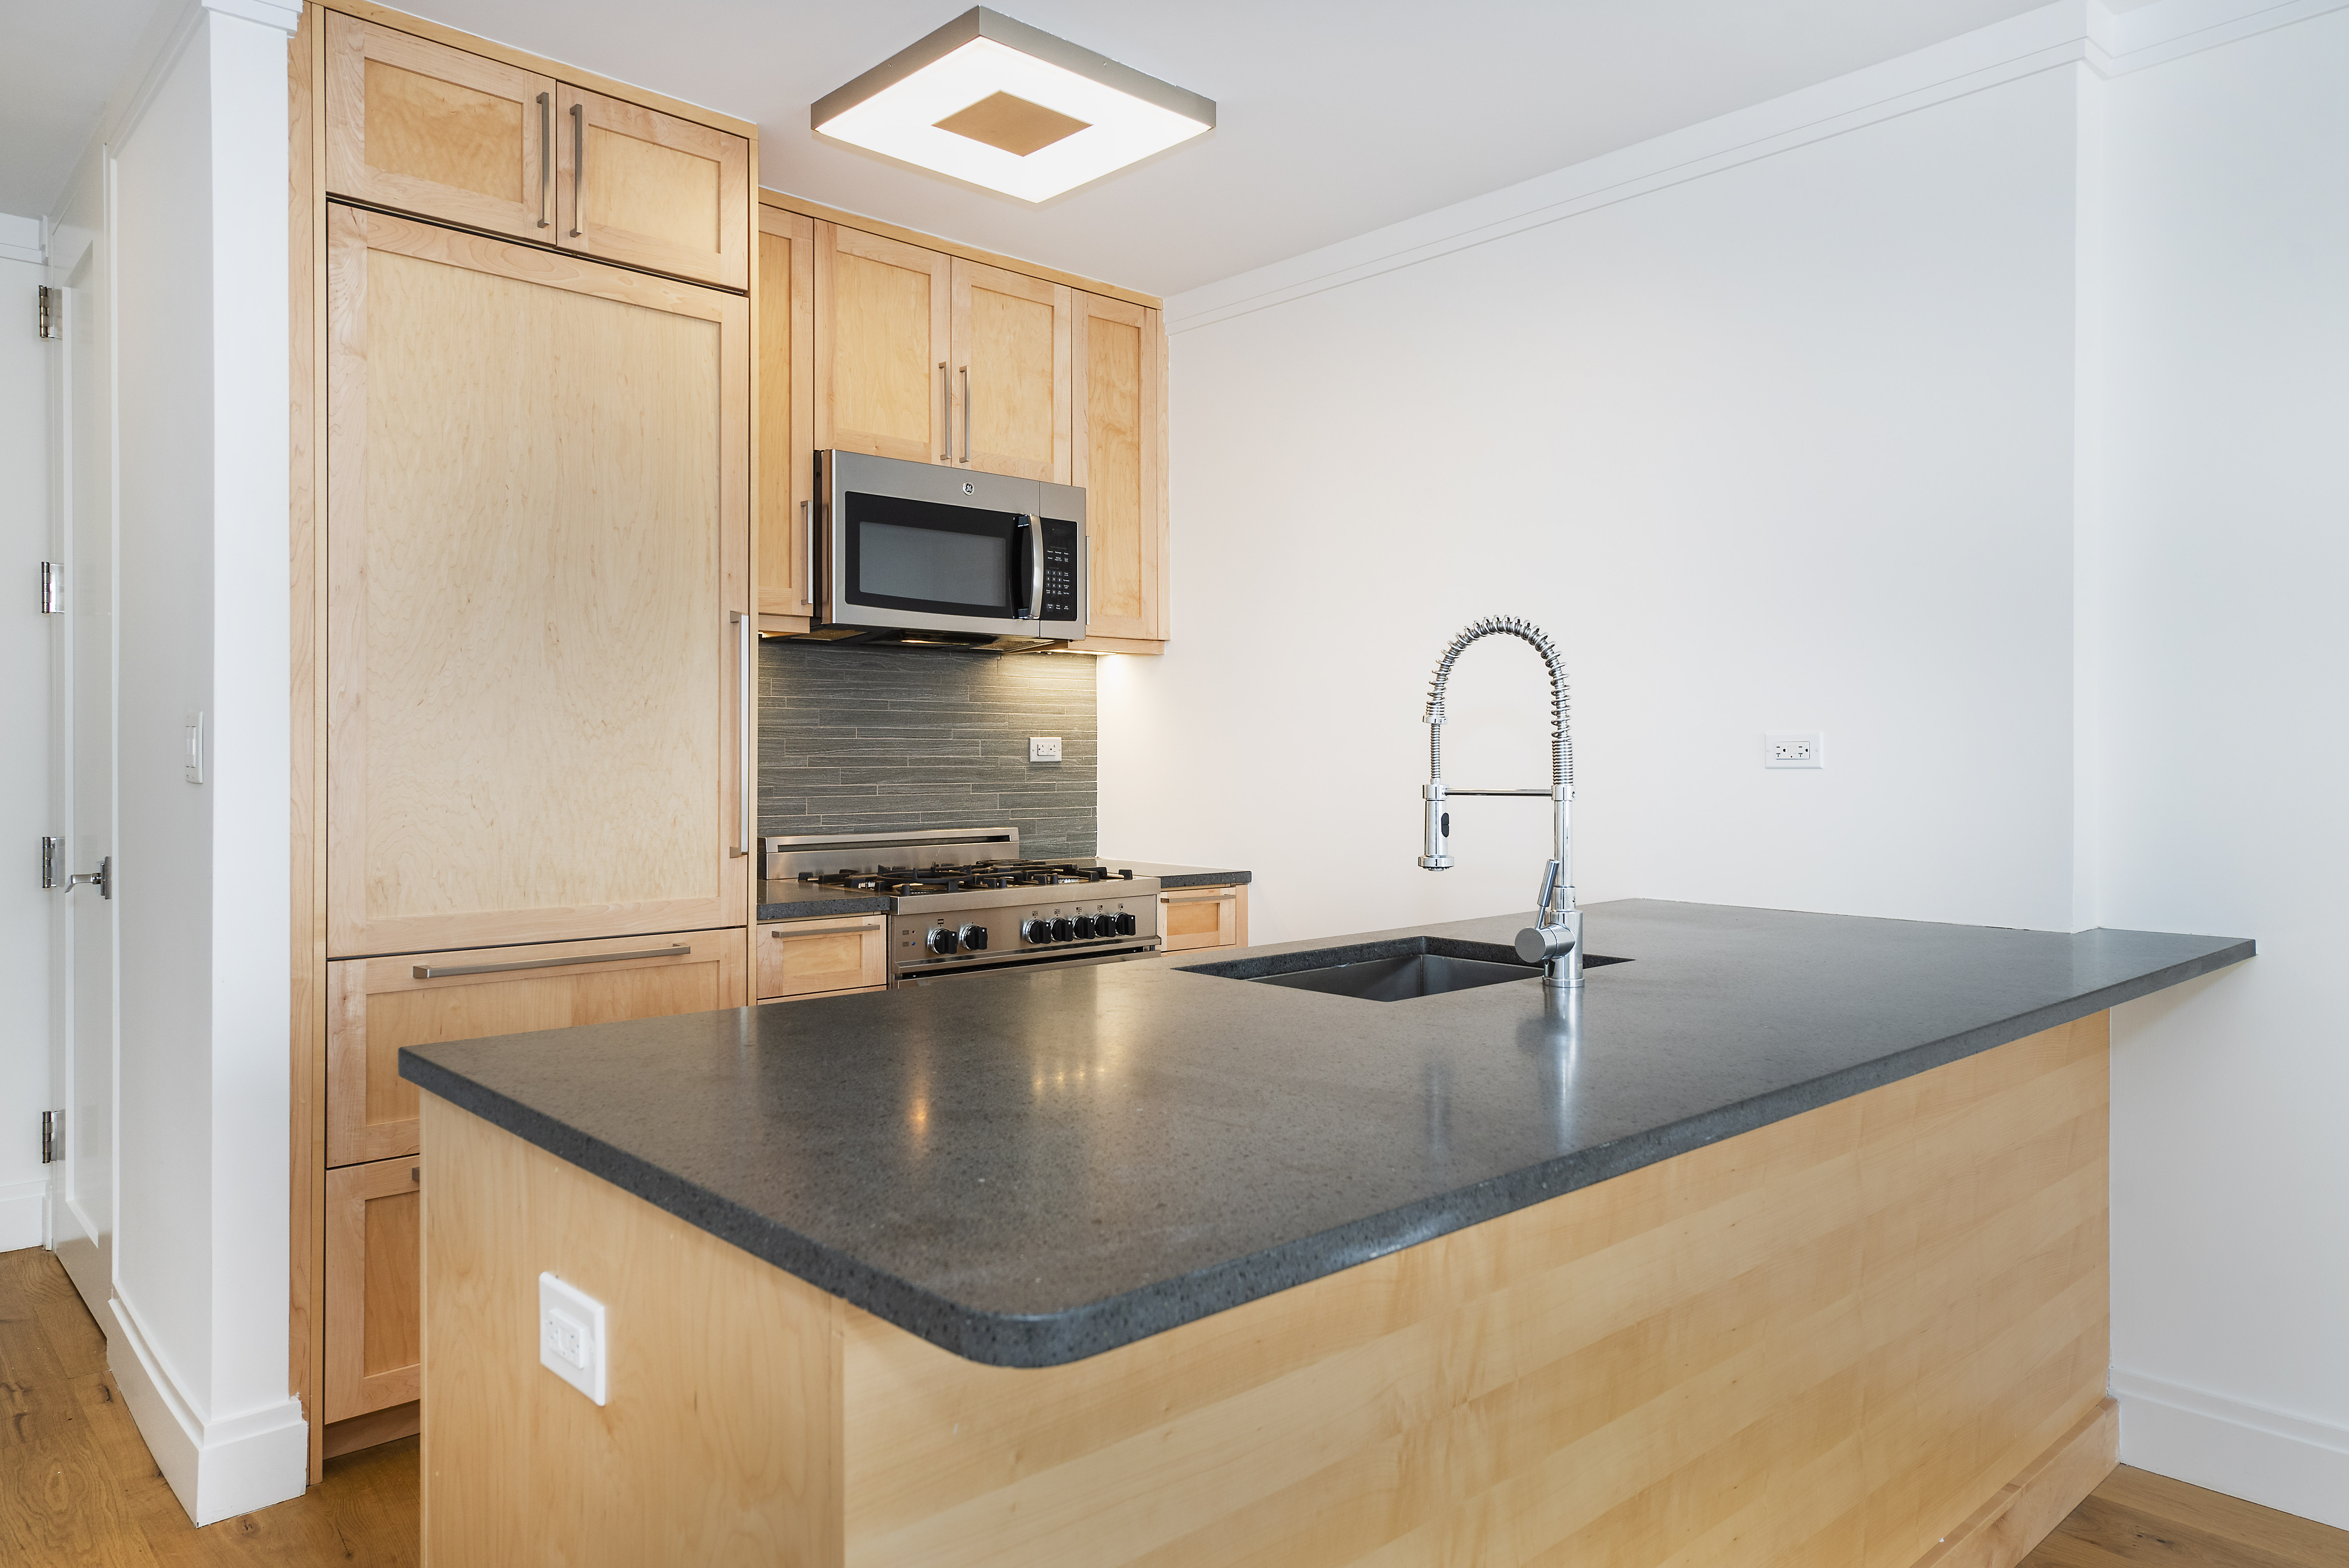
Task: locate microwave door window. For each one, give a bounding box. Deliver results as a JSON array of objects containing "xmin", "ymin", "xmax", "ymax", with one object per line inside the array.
[{"xmin": 860, "ymin": 520, "xmax": 1009, "ymax": 610}]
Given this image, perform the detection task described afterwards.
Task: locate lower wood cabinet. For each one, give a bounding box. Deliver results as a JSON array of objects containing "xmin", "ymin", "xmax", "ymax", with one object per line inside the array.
[
  {"xmin": 324, "ymin": 1155, "xmax": 422, "ymax": 1424},
  {"xmin": 327, "ymin": 932, "xmax": 747, "ymax": 1166},
  {"xmin": 758, "ymin": 914, "xmax": 889, "ymax": 999},
  {"xmin": 1159, "ymin": 885, "xmax": 1249, "ymax": 953}
]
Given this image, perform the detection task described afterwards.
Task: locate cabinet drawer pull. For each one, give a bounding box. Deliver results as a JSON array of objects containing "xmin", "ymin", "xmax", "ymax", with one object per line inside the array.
[
  {"xmin": 769, "ymin": 918, "xmax": 883, "ymax": 935},
  {"xmin": 1162, "ymin": 892, "xmax": 1237, "ymax": 905},
  {"xmin": 412, "ymin": 944, "xmax": 689, "ymax": 980}
]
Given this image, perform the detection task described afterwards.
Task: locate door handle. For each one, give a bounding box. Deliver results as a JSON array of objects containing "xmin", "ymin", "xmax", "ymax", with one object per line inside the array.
[
  {"xmin": 536, "ymin": 92, "xmax": 552, "ymax": 228},
  {"xmin": 961, "ymin": 365, "xmax": 971, "ymax": 465},
  {"xmin": 734, "ymin": 611, "xmax": 754, "ymax": 857},
  {"xmin": 568, "ymin": 101, "xmax": 585, "ymax": 239},
  {"xmin": 803, "ymin": 497, "xmax": 817, "ymax": 610},
  {"xmin": 412, "ymin": 944, "xmax": 690, "ymax": 980},
  {"xmin": 61, "ymin": 855, "xmax": 110, "ymax": 900},
  {"xmin": 938, "ymin": 363, "xmax": 951, "ymax": 461}
]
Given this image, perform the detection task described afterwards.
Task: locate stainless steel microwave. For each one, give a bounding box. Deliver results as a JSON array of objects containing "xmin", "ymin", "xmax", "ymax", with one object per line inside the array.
[{"xmin": 815, "ymin": 451, "xmax": 1086, "ymax": 642}]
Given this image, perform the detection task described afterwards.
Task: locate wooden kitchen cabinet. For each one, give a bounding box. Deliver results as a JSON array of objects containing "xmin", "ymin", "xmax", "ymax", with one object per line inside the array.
[
  {"xmin": 818, "ymin": 225, "xmax": 953, "ymax": 464},
  {"xmin": 326, "ymin": 933, "xmax": 747, "ymax": 1166},
  {"xmin": 325, "ymin": 1154, "xmax": 423, "ymax": 1424},
  {"xmin": 1069, "ymin": 292, "xmax": 1168, "ymax": 647},
  {"xmin": 758, "ymin": 914, "xmax": 889, "ymax": 1000},
  {"xmin": 951, "ymin": 260, "xmax": 1071, "ymax": 483},
  {"xmin": 757, "ymin": 208, "xmax": 817, "ymax": 623},
  {"xmin": 324, "ymin": 204, "xmax": 748, "ymax": 957},
  {"xmin": 555, "ymin": 84, "xmax": 749, "ymax": 290},
  {"xmin": 324, "ymin": 13, "xmax": 748, "ymax": 290},
  {"xmin": 1159, "ymin": 884, "xmax": 1248, "ymax": 952}
]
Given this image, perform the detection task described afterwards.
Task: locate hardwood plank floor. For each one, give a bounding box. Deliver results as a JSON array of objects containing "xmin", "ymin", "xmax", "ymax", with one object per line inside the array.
[
  {"xmin": 0, "ymin": 1247, "xmax": 419, "ymax": 1567},
  {"xmin": 6, "ymin": 1243, "xmax": 2342, "ymax": 1567}
]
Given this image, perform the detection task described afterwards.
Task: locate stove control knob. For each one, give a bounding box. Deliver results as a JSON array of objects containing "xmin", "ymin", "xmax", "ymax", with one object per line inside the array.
[
  {"xmin": 927, "ymin": 927, "xmax": 960, "ymax": 956},
  {"xmin": 1073, "ymin": 914, "xmax": 1099, "ymax": 939},
  {"xmin": 1021, "ymin": 918, "xmax": 1053, "ymax": 944},
  {"xmin": 959, "ymin": 923, "xmax": 988, "ymax": 952},
  {"xmin": 1052, "ymin": 917, "xmax": 1076, "ymax": 942},
  {"xmin": 1114, "ymin": 911, "xmax": 1138, "ymax": 936}
]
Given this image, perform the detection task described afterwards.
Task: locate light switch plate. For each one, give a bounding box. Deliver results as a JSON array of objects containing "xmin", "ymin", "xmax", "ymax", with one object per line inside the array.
[
  {"xmin": 538, "ymin": 1271, "xmax": 608, "ymax": 1405},
  {"xmin": 1765, "ymin": 731, "xmax": 1825, "ymax": 769},
  {"xmin": 1029, "ymin": 736, "xmax": 1062, "ymax": 763}
]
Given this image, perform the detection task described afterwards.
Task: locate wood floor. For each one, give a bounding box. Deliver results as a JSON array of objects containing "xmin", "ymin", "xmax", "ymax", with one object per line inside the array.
[
  {"xmin": 0, "ymin": 1247, "xmax": 418, "ymax": 1566},
  {"xmin": 4, "ymin": 1244, "xmax": 2342, "ymax": 1567}
]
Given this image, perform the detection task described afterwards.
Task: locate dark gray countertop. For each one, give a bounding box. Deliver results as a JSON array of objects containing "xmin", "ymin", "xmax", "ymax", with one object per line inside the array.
[
  {"xmin": 755, "ymin": 858, "xmax": 1249, "ymax": 921},
  {"xmin": 400, "ymin": 900, "xmax": 2249, "ymax": 1369}
]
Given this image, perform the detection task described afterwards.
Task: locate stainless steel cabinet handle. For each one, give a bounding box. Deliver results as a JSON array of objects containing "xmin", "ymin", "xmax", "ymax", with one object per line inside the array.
[
  {"xmin": 536, "ymin": 93, "xmax": 552, "ymax": 228},
  {"xmin": 938, "ymin": 363, "xmax": 951, "ymax": 460},
  {"xmin": 769, "ymin": 917, "xmax": 883, "ymax": 935},
  {"xmin": 412, "ymin": 944, "xmax": 690, "ymax": 980},
  {"xmin": 1162, "ymin": 892, "xmax": 1238, "ymax": 904},
  {"xmin": 961, "ymin": 365, "xmax": 971, "ymax": 464},
  {"xmin": 803, "ymin": 498, "xmax": 816, "ymax": 609},
  {"xmin": 734, "ymin": 611, "xmax": 754, "ymax": 857},
  {"xmin": 569, "ymin": 101, "xmax": 585, "ymax": 238}
]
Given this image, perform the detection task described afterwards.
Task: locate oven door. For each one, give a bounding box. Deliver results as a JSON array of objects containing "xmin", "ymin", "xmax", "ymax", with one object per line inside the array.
[
  {"xmin": 820, "ymin": 451, "xmax": 1085, "ymax": 639},
  {"xmin": 893, "ymin": 941, "xmax": 1160, "ymax": 987}
]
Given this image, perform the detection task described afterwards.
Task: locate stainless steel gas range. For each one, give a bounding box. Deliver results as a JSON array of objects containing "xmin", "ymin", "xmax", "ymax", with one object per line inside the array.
[{"xmin": 762, "ymin": 829, "xmax": 1160, "ymax": 987}]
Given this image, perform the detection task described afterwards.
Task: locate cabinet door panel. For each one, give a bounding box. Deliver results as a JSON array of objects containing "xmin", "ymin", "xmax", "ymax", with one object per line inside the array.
[
  {"xmin": 326, "ymin": 207, "xmax": 747, "ymax": 955},
  {"xmin": 328, "ymin": 933, "xmax": 748, "ymax": 1165},
  {"xmin": 820, "ymin": 226, "xmax": 952, "ymax": 463},
  {"xmin": 757, "ymin": 208, "xmax": 817, "ymax": 619},
  {"xmin": 757, "ymin": 915, "xmax": 888, "ymax": 999},
  {"xmin": 556, "ymin": 86, "xmax": 749, "ymax": 290},
  {"xmin": 325, "ymin": 12, "xmax": 552, "ymax": 241},
  {"xmin": 954, "ymin": 261, "xmax": 1069, "ymax": 483},
  {"xmin": 326, "ymin": 1155, "xmax": 423, "ymax": 1422},
  {"xmin": 1071, "ymin": 294, "xmax": 1166, "ymax": 641}
]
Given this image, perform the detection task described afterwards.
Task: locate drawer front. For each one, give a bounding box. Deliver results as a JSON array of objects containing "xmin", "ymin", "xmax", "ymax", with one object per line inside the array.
[
  {"xmin": 758, "ymin": 915, "xmax": 888, "ymax": 999},
  {"xmin": 1159, "ymin": 886, "xmax": 1245, "ymax": 952},
  {"xmin": 325, "ymin": 1154, "xmax": 423, "ymax": 1423},
  {"xmin": 327, "ymin": 932, "xmax": 746, "ymax": 1165}
]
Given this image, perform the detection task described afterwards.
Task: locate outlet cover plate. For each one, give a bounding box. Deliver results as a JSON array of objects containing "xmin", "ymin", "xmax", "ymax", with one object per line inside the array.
[
  {"xmin": 1765, "ymin": 731, "xmax": 1825, "ymax": 769},
  {"xmin": 539, "ymin": 1271, "xmax": 608, "ymax": 1405},
  {"xmin": 1029, "ymin": 735, "xmax": 1062, "ymax": 763}
]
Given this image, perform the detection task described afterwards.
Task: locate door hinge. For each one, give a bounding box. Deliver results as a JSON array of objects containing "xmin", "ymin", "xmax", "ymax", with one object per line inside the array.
[
  {"xmin": 37, "ymin": 285, "xmax": 59, "ymax": 341},
  {"xmin": 41, "ymin": 836, "xmax": 63, "ymax": 889},
  {"xmin": 41, "ymin": 560, "xmax": 64, "ymax": 614},
  {"xmin": 41, "ymin": 1110, "xmax": 61, "ymax": 1164}
]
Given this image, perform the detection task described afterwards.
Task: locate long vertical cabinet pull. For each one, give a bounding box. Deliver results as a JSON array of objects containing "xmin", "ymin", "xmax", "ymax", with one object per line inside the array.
[
  {"xmin": 569, "ymin": 101, "xmax": 585, "ymax": 239},
  {"xmin": 803, "ymin": 499, "xmax": 817, "ymax": 610},
  {"xmin": 937, "ymin": 363, "xmax": 952, "ymax": 461},
  {"xmin": 961, "ymin": 366, "xmax": 972, "ymax": 467},
  {"xmin": 536, "ymin": 93, "xmax": 553, "ymax": 228},
  {"xmin": 733, "ymin": 612, "xmax": 754, "ymax": 857}
]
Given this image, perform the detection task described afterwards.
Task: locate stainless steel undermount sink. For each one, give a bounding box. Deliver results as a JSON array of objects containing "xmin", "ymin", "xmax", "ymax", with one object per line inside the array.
[{"xmin": 1180, "ymin": 937, "xmax": 1627, "ymax": 1003}]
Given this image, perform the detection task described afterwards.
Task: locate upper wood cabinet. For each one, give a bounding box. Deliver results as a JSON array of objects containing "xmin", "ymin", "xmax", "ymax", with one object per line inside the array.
[
  {"xmin": 953, "ymin": 260, "xmax": 1072, "ymax": 483},
  {"xmin": 325, "ymin": 13, "xmax": 749, "ymax": 290},
  {"xmin": 818, "ymin": 226, "xmax": 954, "ymax": 464},
  {"xmin": 324, "ymin": 206, "xmax": 749, "ymax": 957},
  {"xmin": 1071, "ymin": 292, "xmax": 1167, "ymax": 644},
  {"xmin": 757, "ymin": 210, "xmax": 817, "ymax": 620}
]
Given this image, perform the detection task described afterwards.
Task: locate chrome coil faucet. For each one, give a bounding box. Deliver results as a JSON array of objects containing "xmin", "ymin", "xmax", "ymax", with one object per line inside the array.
[{"xmin": 1417, "ymin": 615, "xmax": 1582, "ymax": 989}]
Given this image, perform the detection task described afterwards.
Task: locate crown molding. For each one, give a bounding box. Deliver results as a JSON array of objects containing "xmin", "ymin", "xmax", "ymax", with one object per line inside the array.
[{"xmin": 1167, "ymin": 0, "xmax": 2349, "ymax": 335}]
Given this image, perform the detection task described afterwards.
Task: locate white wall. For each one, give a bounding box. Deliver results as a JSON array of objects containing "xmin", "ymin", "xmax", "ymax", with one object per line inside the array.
[
  {"xmin": 56, "ymin": 0, "xmax": 303, "ymax": 1525},
  {"xmin": 2098, "ymin": 6, "xmax": 2349, "ymax": 1527},
  {"xmin": 1106, "ymin": 60, "xmax": 2092, "ymax": 948},
  {"xmin": 0, "ymin": 237, "xmax": 52, "ymax": 1251}
]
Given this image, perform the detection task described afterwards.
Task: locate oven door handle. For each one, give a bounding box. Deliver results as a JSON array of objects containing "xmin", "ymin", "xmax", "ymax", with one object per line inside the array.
[{"xmin": 1016, "ymin": 515, "xmax": 1041, "ymax": 620}]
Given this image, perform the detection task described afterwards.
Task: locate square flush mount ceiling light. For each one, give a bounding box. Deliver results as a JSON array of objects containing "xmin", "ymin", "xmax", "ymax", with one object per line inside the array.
[{"xmin": 812, "ymin": 8, "xmax": 1215, "ymax": 203}]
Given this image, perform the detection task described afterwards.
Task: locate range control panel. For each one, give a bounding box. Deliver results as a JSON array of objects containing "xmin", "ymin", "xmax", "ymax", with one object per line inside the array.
[
  {"xmin": 1040, "ymin": 519, "xmax": 1079, "ymax": 622},
  {"xmin": 893, "ymin": 895, "xmax": 1155, "ymax": 969}
]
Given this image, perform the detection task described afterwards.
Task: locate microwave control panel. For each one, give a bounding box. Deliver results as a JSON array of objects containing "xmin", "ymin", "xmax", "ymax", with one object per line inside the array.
[{"xmin": 1041, "ymin": 519, "xmax": 1079, "ymax": 622}]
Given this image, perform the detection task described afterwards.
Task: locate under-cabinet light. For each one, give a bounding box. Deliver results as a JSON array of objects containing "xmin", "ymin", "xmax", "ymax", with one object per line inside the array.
[{"xmin": 812, "ymin": 9, "xmax": 1214, "ymax": 203}]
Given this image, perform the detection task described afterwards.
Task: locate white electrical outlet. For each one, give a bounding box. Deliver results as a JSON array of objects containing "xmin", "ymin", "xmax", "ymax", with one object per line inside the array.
[
  {"xmin": 538, "ymin": 1272, "xmax": 608, "ymax": 1405},
  {"xmin": 1028, "ymin": 736, "xmax": 1063, "ymax": 763},
  {"xmin": 1765, "ymin": 731, "xmax": 1825, "ymax": 769}
]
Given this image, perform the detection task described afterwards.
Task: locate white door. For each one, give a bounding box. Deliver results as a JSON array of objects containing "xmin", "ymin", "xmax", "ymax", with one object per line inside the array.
[{"xmin": 50, "ymin": 242, "xmax": 116, "ymax": 1320}]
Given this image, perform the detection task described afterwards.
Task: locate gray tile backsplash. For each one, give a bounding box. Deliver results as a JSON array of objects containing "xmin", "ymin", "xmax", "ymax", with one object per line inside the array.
[{"xmin": 758, "ymin": 641, "xmax": 1097, "ymax": 859}]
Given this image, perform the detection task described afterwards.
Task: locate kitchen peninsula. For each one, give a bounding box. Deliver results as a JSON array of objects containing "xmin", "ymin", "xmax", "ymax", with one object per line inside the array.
[{"xmin": 401, "ymin": 900, "xmax": 2249, "ymax": 1566}]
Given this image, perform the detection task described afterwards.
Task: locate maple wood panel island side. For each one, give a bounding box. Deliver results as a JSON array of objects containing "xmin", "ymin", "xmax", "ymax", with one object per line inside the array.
[{"xmin": 400, "ymin": 900, "xmax": 2251, "ymax": 1568}]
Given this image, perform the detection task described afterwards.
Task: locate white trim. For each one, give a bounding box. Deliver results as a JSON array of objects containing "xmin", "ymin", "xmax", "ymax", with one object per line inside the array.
[
  {"xmin": 2112, "ymin": 1367, "xmax": 2349, "ymax": 1531},
  {"xmin": 107, "ymin": 1292, "xmax": 308, "ymax": 1526},
  {"xmin": 0, "ymin": 211, "xmax": 41, "ymax": 264},
  {"xmin": 1165, "ymin": 0, "xmax": 2349, "ymax": 334},
  {"xmin": 201, "ymin": 0, "xmax": 301, "ymax": 33},
  {"xmin": 0, "ymin": 1177, "xmax": 44, "ymax": 1250}
]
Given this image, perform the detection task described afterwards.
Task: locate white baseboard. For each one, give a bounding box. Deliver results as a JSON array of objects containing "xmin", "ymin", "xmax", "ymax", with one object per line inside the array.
[
  {"xmin": 0, "ymin": 1178, "xmax": 46, "ymax": 1251},
  {"xmin": 107, "ymin": 1292, "xmax": 308, "ymax": 1526},
  {"xmin": 2113, "ymin": 1367, "xmax": 2349, "ymax": 1531}
]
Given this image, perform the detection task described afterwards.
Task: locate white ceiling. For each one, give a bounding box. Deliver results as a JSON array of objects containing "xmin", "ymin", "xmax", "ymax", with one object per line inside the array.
[{"xmin": 12, "ymin": 0, "xmax": 2066, "ymax": 295}]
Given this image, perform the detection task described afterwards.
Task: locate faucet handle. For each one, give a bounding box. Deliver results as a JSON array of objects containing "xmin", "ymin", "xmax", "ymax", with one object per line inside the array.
[{"xmin": 1535, "ymin": 858, "xmax": 1560, "ymax": 914}]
